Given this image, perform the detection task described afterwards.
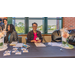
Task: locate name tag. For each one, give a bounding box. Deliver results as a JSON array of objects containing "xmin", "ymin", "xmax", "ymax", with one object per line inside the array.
[{"xmin": 36, "ymin": 37, "xmax": 39, "ymax": 40}]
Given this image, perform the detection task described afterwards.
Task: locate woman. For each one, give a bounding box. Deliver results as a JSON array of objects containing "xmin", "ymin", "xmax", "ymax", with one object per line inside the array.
[
  {"xmin": 0, "ymin": 26, "xmax": 2, "ymax": 32},
  {"xmin": 27, "ymin": 22, "xmax": 43, "ymax": 43},
  {"xmin": 0, "ymin": 18, "xmax": 4, "ymax": 26},
  {"xmin": 2, "ymin": 18, "xmax": 15, "ymax": 31},
  {"xmin": 5, "ymin": 24, "xmax": 18, "ymax": 43}
]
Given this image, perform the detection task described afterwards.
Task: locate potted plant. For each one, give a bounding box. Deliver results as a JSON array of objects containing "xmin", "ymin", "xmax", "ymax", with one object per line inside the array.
[
  {"xmin": 0, "ymin": 26, "xmax": 6, "ymax": 49},
  {"xmin": 60, "ymin": 28, "xmax": 74, "ymax": 49},
  {"xmin": 0, "ymin": 32, "xmax": 4, "ymax": 49}
]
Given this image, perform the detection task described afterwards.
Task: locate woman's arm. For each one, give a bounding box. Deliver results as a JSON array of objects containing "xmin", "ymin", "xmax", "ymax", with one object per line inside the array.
[
  {"xmin": 39, "ymin": 31, "xmax": 43, "ymax": 42},
  {"xmin": 13, "ymin": 31, "xmax": 18, "ymax": 41},
  {"xmin": 27, "ymin": 32, "xmax": 32, "ymax": 43}
]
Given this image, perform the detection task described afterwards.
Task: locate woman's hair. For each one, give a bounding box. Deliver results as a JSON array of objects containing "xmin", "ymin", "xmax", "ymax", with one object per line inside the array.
[
  {"xmin": 7, "ymin": 24, "xmax": 14, "ymax": 33},
  {"xmin": 32, "ymin": 22, "xmax": 38, "ymax": 26},
  {"xmin": 3, "ymin": 18, "xmax": 7, "ymax": 23},
  {"xmin": 0, "ymin": 18, "xmax": 2, "ymax": 21},
  {"xmin": 5, "ymin": 24, "xmax": 14, "ymax": 43}
]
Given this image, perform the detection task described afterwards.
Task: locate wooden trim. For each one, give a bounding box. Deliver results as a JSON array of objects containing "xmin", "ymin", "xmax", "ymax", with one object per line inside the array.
[{"xmin": 18, "ymin": 34, "xmax": 51, "ymax": 36}]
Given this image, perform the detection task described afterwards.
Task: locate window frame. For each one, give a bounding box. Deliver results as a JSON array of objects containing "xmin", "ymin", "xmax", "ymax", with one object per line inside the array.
[
  {"xmin": 47, "ymin": 17, "xmax": 63, "ymax": 34},
  {"xmin": 12, "ymin": 17, "xmax": 26, "ymax": 35},
  {"xmin": 9, "ymin": 17, "xmax": 63, "ymax": 35},
  {"xmin": 29, "ymin": 17, "xmax": 44, "ymax": 34}
]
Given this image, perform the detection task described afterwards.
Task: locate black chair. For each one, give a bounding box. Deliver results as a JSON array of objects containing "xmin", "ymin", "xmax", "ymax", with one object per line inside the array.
[
  {"xmin": 25, "ymin": 37, "xmax": 27, "ymax": 44},
  {"xmin": 51, "ymin": 29, "xmax": 62, "ymax": 42},
  {"xmin": 18, "ymin": 36, "xmax": 22, "ymax": 43}
]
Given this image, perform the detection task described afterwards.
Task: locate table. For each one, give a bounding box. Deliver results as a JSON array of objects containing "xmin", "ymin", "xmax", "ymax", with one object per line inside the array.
[{"xmin": 0, "ymin": 43, "xmax": 75, "ymax": 58}]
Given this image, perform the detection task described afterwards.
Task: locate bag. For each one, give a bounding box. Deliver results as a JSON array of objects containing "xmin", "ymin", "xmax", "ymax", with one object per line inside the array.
[
  {"xmin": 68, "ymin": 29, "xmax": 75, "ymax": 46},
  {"xmin": 51, "ymin": 30, "xmax": 62, "ymax": 42}
]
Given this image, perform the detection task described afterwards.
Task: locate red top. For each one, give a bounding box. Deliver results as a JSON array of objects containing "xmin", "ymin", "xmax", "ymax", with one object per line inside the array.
[{"xmin": 33, "ymin": 32, "xmax": 37, "ymax": 41}]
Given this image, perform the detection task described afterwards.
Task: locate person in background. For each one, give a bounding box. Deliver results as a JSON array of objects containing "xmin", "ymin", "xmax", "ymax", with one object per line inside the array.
[
  {"xmin": 5, "ymin": 24, "xmax": 18, "ymax": 43},
  {"xmin": 0, "ymin": 18, "xmax": 4, "ymax": 26},
  {"xmin": 2, "ymin": 18, "xmax": 15, "ymax": 31},
  {"xmin": 27, "ymin": 22, "xmax": 43, "ymax": 43},
  {"xmin": 0, "ymin": 26, "xmax": 2, "ymax": 32}
]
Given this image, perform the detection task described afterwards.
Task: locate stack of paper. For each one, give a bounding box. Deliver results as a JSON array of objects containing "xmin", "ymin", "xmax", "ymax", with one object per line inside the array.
[
  {"xmin": 35, "ymin": 43, "xmax": 46, "ymax": 47},
  {"xmin": 3, "ymin": 50, "xmax": 11, "ymax": 56},
  {"xmin": 48, "ymin": 42, "xmax": 61, "ymax": 47},
  {"xmin": 13, "ymin": 43, "xmax": 23, "ymax": 47},
  {"xmin": 10, "ymin": 42, "xmax": 18, "ymax": 46}
]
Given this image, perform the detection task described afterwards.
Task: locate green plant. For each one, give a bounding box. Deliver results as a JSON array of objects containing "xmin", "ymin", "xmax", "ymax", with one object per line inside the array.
[
  {"xmin": 0, "ymin": 42, "xmax": 3, "ymax": 46},
  {"xmin": 15, "ymin": 22, "xmax": 25, "ymax": 33}
]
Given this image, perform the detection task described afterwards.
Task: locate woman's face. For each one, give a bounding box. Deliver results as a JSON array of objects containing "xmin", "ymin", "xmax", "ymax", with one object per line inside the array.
[
  {"xmin": 4, "ymin": 20, "xmax": 7, "ymax": 25},
  {"xmin": 32, "ymin": 24, "xmax": 37, "ymax": 31},
  {"xmin": 8, "ymin": 25, "xmax": 10, "ymax": 31}
]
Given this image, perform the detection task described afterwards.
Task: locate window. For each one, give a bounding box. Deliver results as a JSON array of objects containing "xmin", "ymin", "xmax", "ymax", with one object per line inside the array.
[
  {"xmin": 12, "ymin": 17, "xmax": 25, "ymax": 34},
  {"xmin": 11, "ymin": 17, "xmax": 62, "ymax": 34},
  {"xmin": 48, "ymin": 17, "xmax": 62, "ymax": 33},
  {"xmin": 29, "ymin": 17, "xmax": 44, "ymax": 33}
]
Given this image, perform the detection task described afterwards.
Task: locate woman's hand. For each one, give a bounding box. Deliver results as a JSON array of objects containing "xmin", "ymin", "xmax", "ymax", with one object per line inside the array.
[
  {"xmin": 31, "ymin": 40, "xmax": 37, "ymax": 43},
  {"xmin": 31, "ymin": 40, "xmax": 41, "ymax": 43},
  {"xmin": 37, "ymin": 40, "xmax": 41, "ymax": 43}
]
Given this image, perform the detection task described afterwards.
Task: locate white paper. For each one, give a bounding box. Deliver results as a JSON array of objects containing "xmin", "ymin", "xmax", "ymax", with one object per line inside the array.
[
  {"xmin": 35, "ymin": 43, "xmax": 46, "ymax": 47},
  {"xmin": 48, "ymin": 42, "xmax": 61, "ymax": 47},
  {"xmin": 13, "ymin": 43, "xmax": 23, "ymax": 47},
  {"xmin": 10, "ymin": 42, "xmax": 18, "ymax": 46}
]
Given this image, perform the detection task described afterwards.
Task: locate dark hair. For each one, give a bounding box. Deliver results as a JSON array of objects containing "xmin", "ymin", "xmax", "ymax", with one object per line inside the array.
[
  {"xmin": 8, "ymin": 24, "xmax": 15, "ymax": 32},
  {"xmin": 32, "ymin": 22, "xmax": 38, "ymax": 26},
  {"xmin": 5, "ymin": 24, "xmax": 14, "ymax": 43},
  {"xmin": 0, "ymin": 18, "xmax": 2, "ymax": 21},
  {"xmin": 3, "ymin": 18, "xmax": 7, "ymax": 23}
]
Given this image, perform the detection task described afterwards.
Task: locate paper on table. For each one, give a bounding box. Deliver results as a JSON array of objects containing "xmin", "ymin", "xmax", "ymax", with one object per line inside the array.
[
  {"xmin": 13, "ymin": 43, "xmax": 23, "ymax": 47},
  {"xmin": 48, "ymin": 42, "xmax": 61, "ymax": 47},
  {"xmin": 10, "ymin": 42, "xmax": 18, "ymax": 46},
  {"xmin": 35, "ymin": 43, "xmax": 46, "ymax": 47}
]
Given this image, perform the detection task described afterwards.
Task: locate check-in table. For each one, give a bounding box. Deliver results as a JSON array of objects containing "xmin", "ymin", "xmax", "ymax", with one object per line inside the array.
[{"xmin": 0, "ymin": 43, "xmax": 75, "ymax": 58}]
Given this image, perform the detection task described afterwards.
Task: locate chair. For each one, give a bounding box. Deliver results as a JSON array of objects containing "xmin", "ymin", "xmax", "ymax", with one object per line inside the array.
[
  {"xmin": 51, "ymin": 29, "xmax": 62, "ymax": 42},
  {"xmin": 25, "ymin": 37, "xmax": 27, "ymax": 44},
  {"xmin": 18, "ymin": 36, "xmax": 22, "ymax": 43}
]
